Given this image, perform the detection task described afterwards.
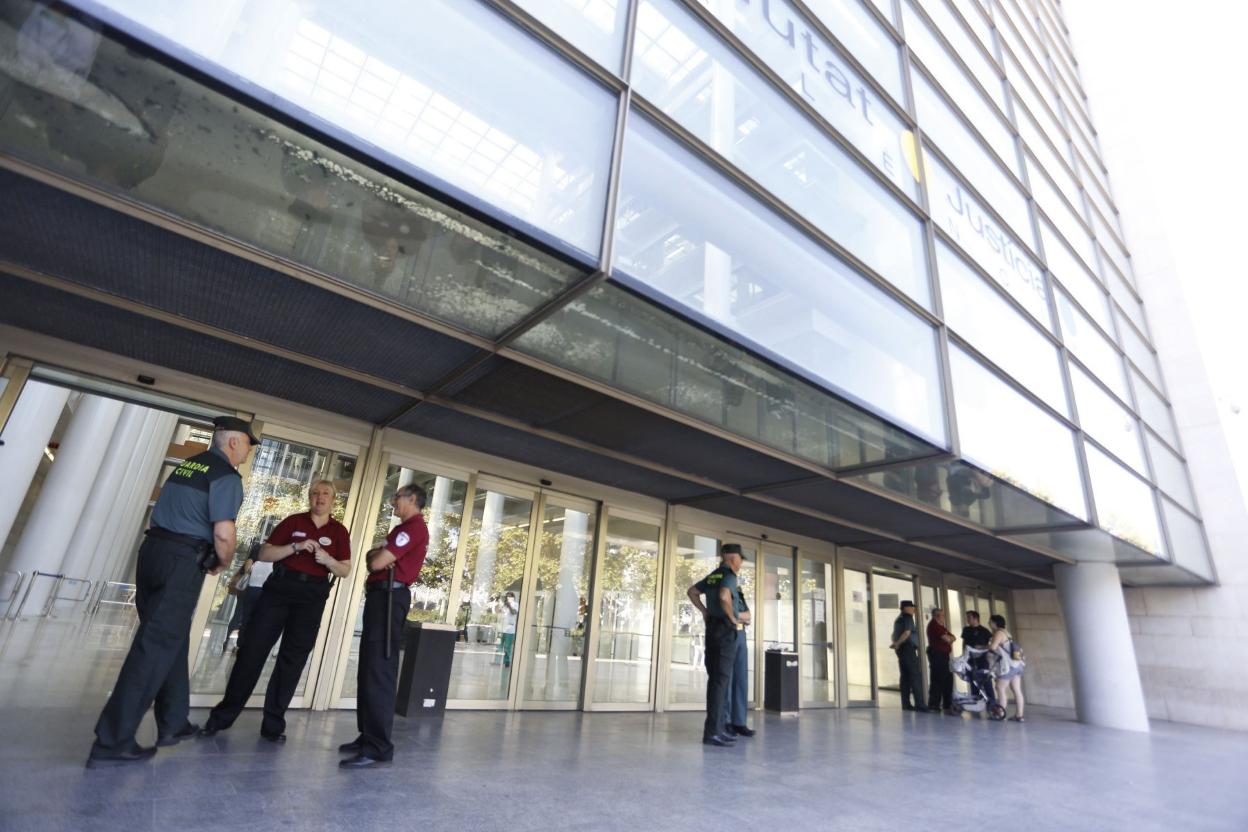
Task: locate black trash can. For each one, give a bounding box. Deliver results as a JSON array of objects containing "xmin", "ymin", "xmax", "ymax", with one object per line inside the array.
[
  {"xmin": 764, "ymin": 649, "xmax": 799, "ymax": 715},
  {"xmin": 396, "ymin": 622, "xmax": 458, "ymax": 717}
]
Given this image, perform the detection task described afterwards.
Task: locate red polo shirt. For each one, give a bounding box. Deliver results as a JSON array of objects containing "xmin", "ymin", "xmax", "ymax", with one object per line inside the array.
[
  {"xmin": 267, "ymin": 512, "xmax": 352, "ymax": 577},
  {"xmin": 367, "ymin": 513, "xmax": 428, "ymax": 585},
  {"xmin": 927, "ymin": 619, "xmax": 954, "ymax": 654}
]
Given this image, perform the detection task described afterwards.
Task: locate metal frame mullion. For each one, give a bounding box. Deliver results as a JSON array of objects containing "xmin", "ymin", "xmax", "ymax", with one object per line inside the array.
[
  {"xmin": 902, "ymin": 0, "xmax": 1013, "ymax": 129},
  {"xmin": 787, "ymin": 0, "xmax": 911, "ymax": 115},
  {"xmin": 506, "ymin": 491, "xmax": 546, "ymax": 710},
  {"xmin": 481, "ymin": 0, "xmax": 628, "ymax": 92},
  {"xmin": 579, "ymin": 507, "xmax": 611, "ymax": 709},
  {"xmin": 0, "ymin": 355, "xmax": 32, "ymax": 435}
]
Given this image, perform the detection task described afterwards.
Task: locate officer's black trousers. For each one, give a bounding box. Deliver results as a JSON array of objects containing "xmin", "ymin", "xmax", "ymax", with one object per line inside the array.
[
  {"xmin": 93, "ymin": 537, "xmax": 203, "ymax": 751},
  {"xmin": 927, "ymin": 649, "xmax": 953, "ymax": 710},
  {"xmin": 354, "ymin": 586, "xmax": 410, "ymax": 761},
  {"xmin": 206, "ymin": 572, "xmax": 330, "ymax": 736},
  {"xmin": 702, "ymin": 619, "xmax": 737, "ymax": 740},
  {"xmin": 897, "ymin": 644, "xmax": 925, "ymax": 709}
]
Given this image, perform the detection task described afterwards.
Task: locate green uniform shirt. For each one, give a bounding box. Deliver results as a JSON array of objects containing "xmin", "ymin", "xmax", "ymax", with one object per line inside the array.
[
  {"xmin": 695, "ymin": 565, "xmax": 739, "ymax": 620},
  {"xmin": 150, "ymin": 447, "xmax": 244, "ymax": 541}
]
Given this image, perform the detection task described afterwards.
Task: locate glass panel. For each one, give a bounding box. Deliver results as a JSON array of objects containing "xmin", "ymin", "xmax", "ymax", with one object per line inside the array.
[
  {"xmin": 1161, "ymin": 499, "xmax": 1214, "ymax": 581},
  {"xmin": 912, "ymin": 69, "xmax": 1030, "ymax": 242},
  {"xmin": 1145, "ymin": 431, "xmax": 1197, "ymax": 513},
  {"xmin": 683, "ymin": 0, "xmax": 918, "ymax": 194},
  {"xmin": 762, "ymin": 550, "xmax": 796, "ymax": 650},
  {"xmin": 339, "ymin": 466, "xmax": 466, "ymax": 698},
  {"xmin": 872, "ymin": 572, "xmax": 912, "ymax": 701},
  {"xmin": 1030, "ymin": 162, "xmax": 1097, "ymax": 269},
  {"xmin": 739, "ymin": 545, "xmax": 757, "ymax": 704},
  {"xmin": 1120, "ymin": 318, "xmax": 1164, "ymax": 391},
  {"xmin": 631, "ymin": 6, "xmax": 928, "ymax": 295},
  {"xmin": 510, "ymin": 0, "xmax": 629, "ymax": 71},
  {"xmin": 908, "ymin": 0, "xmax": 1006, "ymax": 112},
  {"xmin": 667, "ymin": 531, "xmax": 721, "ymax": 705},
  {"xmin": 88, "ymin": 0, "xmax": 618, "ymax": 254},
  {"xmin": 1008, "ymin": 57, "xmax": 1063, "ymax": 152},
  {"xmin": 937, "ymin": 241, "xmax": 1066, "ymax": 414},
  {"xmin": 593, "ymin": 515, "xmax": 661, "ymax": 705},
  {"xmin": 799, "ymin": 557, "xmax": 836, "ymax": 705},
  {"xmin": 928, "ymin": 154, "xmax": 1050, "ymax": 328},
  {"xmin": 1019, "ymin": 108, "xmax": 1081, "ymax": 211},
  {"xmin": 992, "ymin": 595, "xmax": 1009, "ymax": 622},
  {"xmin": 521, "ymin": 500, "xmax": 596, "ymax": 704},
  {"xmin": 613, "ymin": 118, "xmax": 943, "ymax": 439},
  {"xmin": 0, "ymin": 2, "xmax": 588, "ymax": 338},
  {"xmin": 1131, "ymin": 367, "xmax": 1178, "ymax": 449},
  {"xmin": 1081, "ymin": 167, "xmax": 1118, "ymax": 235},
  {"xmin": 943, "ymin": 0, "xmax": 996, "ymax": 55},
  {"xmin": 1086, "ymin": 443, "xmax": 1163, "ymax": 556},
  {"xmin": 1070, "ymin": 365, "xmax": 1145, "ymax": 475},
  {"xmin": 1055, "ymin": 290, "xmax": 1128, "ymax": 400},
  {"xmin": 803, "ymin": 0, "xmax": 904, "ymax": 99},
  {"xmin": 191, "ymin": 437, "xmax": 356, "ymax": 697},
  {"xmin": 947, "ymin": 588, "xmax": 965, "ymax": 692},
  {"xmin": 843, "ymin": 567, "xmax": 873, "ymax": 701},
  {"xmin": 448, "ymin": 488, "xmax": 535, "ymax": 702},
  {"xmin": 950, "ymin": 346, "xmax": 1086, "ymax": 519},
  {"xmin": 865, "ymin": 0, "xmax": 895, "ymax": 25},
  {"xmin": 1108, "ymin": 264, "xmax": 1148, "ymax": 336},
  {"xmin": 1039, "ymin": 219, "xmax": 1112, "ymax": 332},
  {"xmin": 514, "ymin": 281, "xmax": 944, "ymax": 468}
]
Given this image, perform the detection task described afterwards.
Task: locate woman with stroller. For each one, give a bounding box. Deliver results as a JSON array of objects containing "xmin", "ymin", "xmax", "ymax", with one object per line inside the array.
[{"xmin": 988, "ymin": 614, "xmax": 1025, "ymax": 722}]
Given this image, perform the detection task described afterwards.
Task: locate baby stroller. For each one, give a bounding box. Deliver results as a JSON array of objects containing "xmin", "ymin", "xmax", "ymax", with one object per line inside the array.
[{"xmin": 949, "ymin": 647, "xmax": 1006, "ymax": 719}]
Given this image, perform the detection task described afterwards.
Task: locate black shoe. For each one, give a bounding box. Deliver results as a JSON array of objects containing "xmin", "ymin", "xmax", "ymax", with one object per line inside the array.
[
  {"xmin": 915, "ymin": 707, "xmax": 932, "ymax": 713},
  {"xmin": 196, "ymin": 726, "xmax": 221, "ymax": 738},
  {"xmin": 157, "ymin": 723, "xmax": 199, "ymax": 747},
  {"xmin": 901, "ymin": 705, "xmax": 916, "ymax": 711},
  {"xmin": 702, "ymin": 734, "xmax": 735, "ymax": 747},
  {"xmin": 338, "ymin": 740, "xmax": 363, "ymax": 754},
  {"xmin": 728, "ymin": 724, "xmax": 756, "ymax": 737},
  {"xmin": 86, "ymin": 744, "xmax": 157, "ymax": 768},
  {"xmin": 339, "ymin": 754, "xmax": 390, "ymax": 769},
  {"xmin": 260, "ymin": 732, "xmax": 287, "ymax": 744}
]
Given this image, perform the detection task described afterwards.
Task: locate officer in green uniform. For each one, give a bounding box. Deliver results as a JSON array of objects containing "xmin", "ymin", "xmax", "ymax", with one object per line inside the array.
[
  {"xmin": 692, "ymin": 544, "xmax": 755, "ymax": 738},
  {"xmin": 87, "ymin": 416, "xmax": 256, "ymax": 767},
  {"xmin": 687, "ymin": 545, "xmax": 745, "ymax": 746}
]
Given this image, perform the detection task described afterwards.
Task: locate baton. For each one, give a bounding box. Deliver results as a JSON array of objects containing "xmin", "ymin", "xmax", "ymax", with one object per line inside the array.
[{"xmin": 384, "ymin": 565, "xmax": 396, "ymax": 660}]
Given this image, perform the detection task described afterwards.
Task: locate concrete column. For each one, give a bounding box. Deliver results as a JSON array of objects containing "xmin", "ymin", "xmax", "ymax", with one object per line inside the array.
[
  {"xmin": 546, "ymin": 508, "xmax": 591, "ymax": 691},
  {"xmin": 0, "ymin": 381, "xmax": 71, "ymax": 571},
  {"xmin": 1054, "ymin": 562, "xmax": 1150, "ymax": 732},
  {"xmin": 470, "ymin": 490, "xmax": 505, "ymax": 621},
  {"xmin": 7, "ymin": 394, "xmax": 123, "ymax": 611},
  {"xmin": 101, "ymin": 409, "xmax": 178, "ymax": 583}
]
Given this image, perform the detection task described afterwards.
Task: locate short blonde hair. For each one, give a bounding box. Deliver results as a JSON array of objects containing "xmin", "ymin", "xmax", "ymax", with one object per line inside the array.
[{"xmin": 309, "ymin": 479, "xmax": 337, "ymax": 496}]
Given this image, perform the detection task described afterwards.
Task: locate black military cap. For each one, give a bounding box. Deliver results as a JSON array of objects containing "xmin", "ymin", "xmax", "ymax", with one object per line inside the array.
[
  {"xmin": 900, "ymin": 600, "xmax": 916, "ymax": 609},
  {"xmin": 720, "ymin": 543, "xmax": 747, "ymax": 560},
  {"xmin": 212, "ymin": 415, "xmax": 260, "ymax": 445}
]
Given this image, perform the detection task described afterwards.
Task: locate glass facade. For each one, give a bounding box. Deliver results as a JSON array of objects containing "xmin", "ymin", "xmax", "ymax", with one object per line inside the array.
[{"xmin": 4, "ymin": 0, "xmax": 1212, "ymax": 582}]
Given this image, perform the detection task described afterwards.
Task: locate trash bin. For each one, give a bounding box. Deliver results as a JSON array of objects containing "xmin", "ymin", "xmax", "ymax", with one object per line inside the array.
[
  {"xmin": 396, "ymin": 622, "xmax": 458, "ymax": 717},
  {"xmin": 764, "ymin": 649, "xmax": 799, "ymax": 715}
]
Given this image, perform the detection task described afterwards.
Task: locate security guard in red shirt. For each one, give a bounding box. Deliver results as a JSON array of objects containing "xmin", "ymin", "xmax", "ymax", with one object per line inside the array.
[
  {"xmin": 199, "ymin": 480, "xmax": 352, "ymax": 741},
  {"xmin": 339, "ymin": 483, "xmax": 429, "ymax": 769}
]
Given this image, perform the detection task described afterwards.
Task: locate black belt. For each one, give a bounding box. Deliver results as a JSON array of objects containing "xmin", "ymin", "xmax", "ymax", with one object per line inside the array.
[
  {"xmin": 273, "ymin": 564, "xmax": 330, "ymax": 584},
  {"xmin": 146, "ymin": 527, "xmax": 216, "ymax": 572},
  {"xmin": 367, "ymin": 580, "xmax": 407, "ymax": 591}
]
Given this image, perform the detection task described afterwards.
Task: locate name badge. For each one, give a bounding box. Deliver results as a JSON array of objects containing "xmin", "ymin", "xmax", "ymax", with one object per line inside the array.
[
  {"xmin": 318, "ymin": 536, "xmax": 332, "ymax": 547},
  {"xmin": 292, "ymin": 531, "xmax": 307, "ymax": 538}
]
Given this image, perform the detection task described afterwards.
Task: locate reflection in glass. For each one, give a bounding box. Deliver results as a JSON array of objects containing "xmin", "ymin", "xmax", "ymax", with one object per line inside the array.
[
  {"xmin": 633, "ymin": 2, "xmax": 927, "ymax": 296},
  {"xmin": 1119, "ymin": 317, "xmax": 1164, "ymax": 392},
  {"xmin": 1109, "ymin": 268, "xmax": 1148, "ymax": 336},
  {"xmin": 613, "ymin": 117, "xmax": 942, "ymax": 439},
  {"xmin": 911, "ymin": 0, "xmax": 1005, "ymax": 110},
  {"xmin": 1070, "ymin": 365, "xmax": 1145, "ymax": 475},
  {"xmin": 514, "ymin": 281, "xmax": 943, "ymax": 470},
  {"xmin": 950, "ymin": 346, "xmax": 1087, "ymax": 520},
  {"xmin": 1085, "ymin": 443, "xmax": 1163, "ymax": 556},
  {"xmin": 763, "ymin": 550, "xmax": 795, "ymax": 651},
  {"xmin": 1031, "ymin": 163, "xmax": 1097, "ymax": 268},
  {"xmin": 803, "ymin": 0, "xmax": 903, "ymax": 99},
  {"xmin": 448, "ymin": 489, "xmax": 535, "ymax": 702},
  {"xmin": 799, "ymin": 558, "xmax": 835, "ymax": 705},
  {"xmin": 667, "ymin": 532, "xmax": 720, "ymax": 705},
  {"xmin": 1145, "ymin": 431, "xmax": 1196, "ymax": 513},
  {"xmin": 1131, "ymin": 367, "xmax": 1178, "ymax": 450},
  {"xmin": 1161, "ymin": 498, "xmax": 1214, "ymax": 581},
  {"xmin": 937, "ymin": 241, "xmax": 1066, "ymax": 414},
  {"xmin": 340, "ymin": 466, "xmax": 466, "ymax": 699},
  {"xmin": 510, "ymin": 0, "xmax": 629, "ymax": 71},
  {"xmin": 1055, "ymin": 290, "xmax": 1128, "ymax": 400},
  {"xmin": 593, "ymin": 515, "xmax": 661, "ymax": 705},
  {"xmin": 872, "ymin": 572, "xmax": 913, "ymax": 701},
  {"xmin": 1039, "ymin": 219, "xmax": 1112, "ymax": 332},
  {"xmin": 683, "ymin": 0, "xmax": 917, "ymax": 195},
  {"xmin": 843, "ymin": 568, "xmax": 872, "ymax": 702},
  {"xmin": 191, "ymin": 438, "xmax": 355, "ymax": 697},
  {"xmin": 0, "ymin": 0, "xmax": 587, "ymax": 337},
  {"xmin": 88, "ymin": 0, "xmax": 617, "ymax": 254}
]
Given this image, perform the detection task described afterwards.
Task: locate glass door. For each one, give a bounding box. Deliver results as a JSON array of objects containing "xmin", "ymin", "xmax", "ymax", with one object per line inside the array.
[
  {"xmin": 798, "ymin": 554, "xmax": 836, "ymax": 707},
  {"xmin": 664, "ymin": 530, "xmax": 722, "ymax": 708},
  {"xmin": 759, "ymin": 545, "xmax": 795, "ymax": 705},
  {"xmin": 841, "ymin": 566, "xmax": 875, "ymax": 705},
  {"xmin": 871, "ymin": 569, "xmax": 917, "ymax": 708},
  {"xmin": 188, "ymin": 429, "xmax": 360, "ymax": 709}
]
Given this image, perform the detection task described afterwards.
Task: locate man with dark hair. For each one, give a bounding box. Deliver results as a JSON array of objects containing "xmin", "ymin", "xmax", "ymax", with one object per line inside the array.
[
  {"xmin": 692, "ymin": 543, "xmax": 755, "ymax": 738},
  {"xmin": 339, "ymin": 484, "xmax": 429, "ymax": 769},
  {"xmin": 962, "ymin": 610, "xmax": 991, "ymax": 651},
  {"xmin": 889, "ymin": 600, "xmax": 928, "ymax": 712},
  {"xmin": 87, "ymin": 416, "xmax": 257, "ymax": 767}
]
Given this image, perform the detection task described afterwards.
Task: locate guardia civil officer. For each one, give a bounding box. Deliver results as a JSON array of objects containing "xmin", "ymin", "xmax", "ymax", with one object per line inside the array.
[
  {"xmin": 691, "ymin": 544, "xmax": 755, "ymax": 738},
  {"xmin": 687, "ymin": 545, "xmax": 745, "ymax": 747},
  {"xmin": 87, "ymin": 416, "xmax": 257, "ymax": 767},
  {"xmin": 338, "ymin": 483, "xmax": 429, "ymax": 769},
  {"xmin": 889, "ymin": 600, "xmax": 929, "ymax": 712},
  {"xmin": 199, "ymin": 480, "xmax": 351, "ymax": 742}
]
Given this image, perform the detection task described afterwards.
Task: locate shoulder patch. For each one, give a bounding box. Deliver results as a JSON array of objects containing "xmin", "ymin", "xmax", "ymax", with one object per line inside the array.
[{"xmin": 396, "ymin": 531, "xmax": 410, "ymax": 547}]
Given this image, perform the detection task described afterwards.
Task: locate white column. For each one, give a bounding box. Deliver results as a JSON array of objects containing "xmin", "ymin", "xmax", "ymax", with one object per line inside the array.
[
  {"xmin": 0, "ymin": 381, "xmax": 71, "ymax": 571},
  {"xmin": 1054, "ymin": 562, "xmax": 1150, "ymax": 732},
  {"xmin": 546, "ymin": 509, "xmax": 590, "ymax": 691},
  {"xmin": 101, "ymin": 409, "xmax": 178, "ymax": 583},
  {"xmin": 7, "ymin": 394, "xmax": 124, "ymax": 611},
  {"xmin": 470, "ymin": 491, "xmax": 505, "ymax": 621}
]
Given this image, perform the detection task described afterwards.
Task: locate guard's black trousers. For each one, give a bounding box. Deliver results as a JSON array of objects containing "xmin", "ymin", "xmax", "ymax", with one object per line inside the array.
[
  {"xmin": 702, "ymin": 618, "xmax": 737, "ymax": 739},
  {"xmin": 93, "ymin": 536, "xmax": 203, "ymax": 752},
  {"xmin": 205, "ymin": 571, "xmax": 330, "ymax": 737},
  {"xmin": 927, "ymin": 648, "xmax": 954, "ymax": 710},
  {"xmin": 352, "ymin": 585, "xmax": 410, "ymax": 761},
  {"xmin": 897, "ymin": 644, "xmax": 925, "ymax": 709}
]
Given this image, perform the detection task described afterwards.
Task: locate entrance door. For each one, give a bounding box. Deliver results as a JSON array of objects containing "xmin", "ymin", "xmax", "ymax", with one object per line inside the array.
[
  {"xmin": 840, "ymin": 566, "xmax": 875, "ymax": 705},
  {"xmin": 798, "ymin": 552, "xmax": 836, "ymax": 707},
  {"xmin": 871, "ymin": 568, "xmax": 917, "ymax": 707}
]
